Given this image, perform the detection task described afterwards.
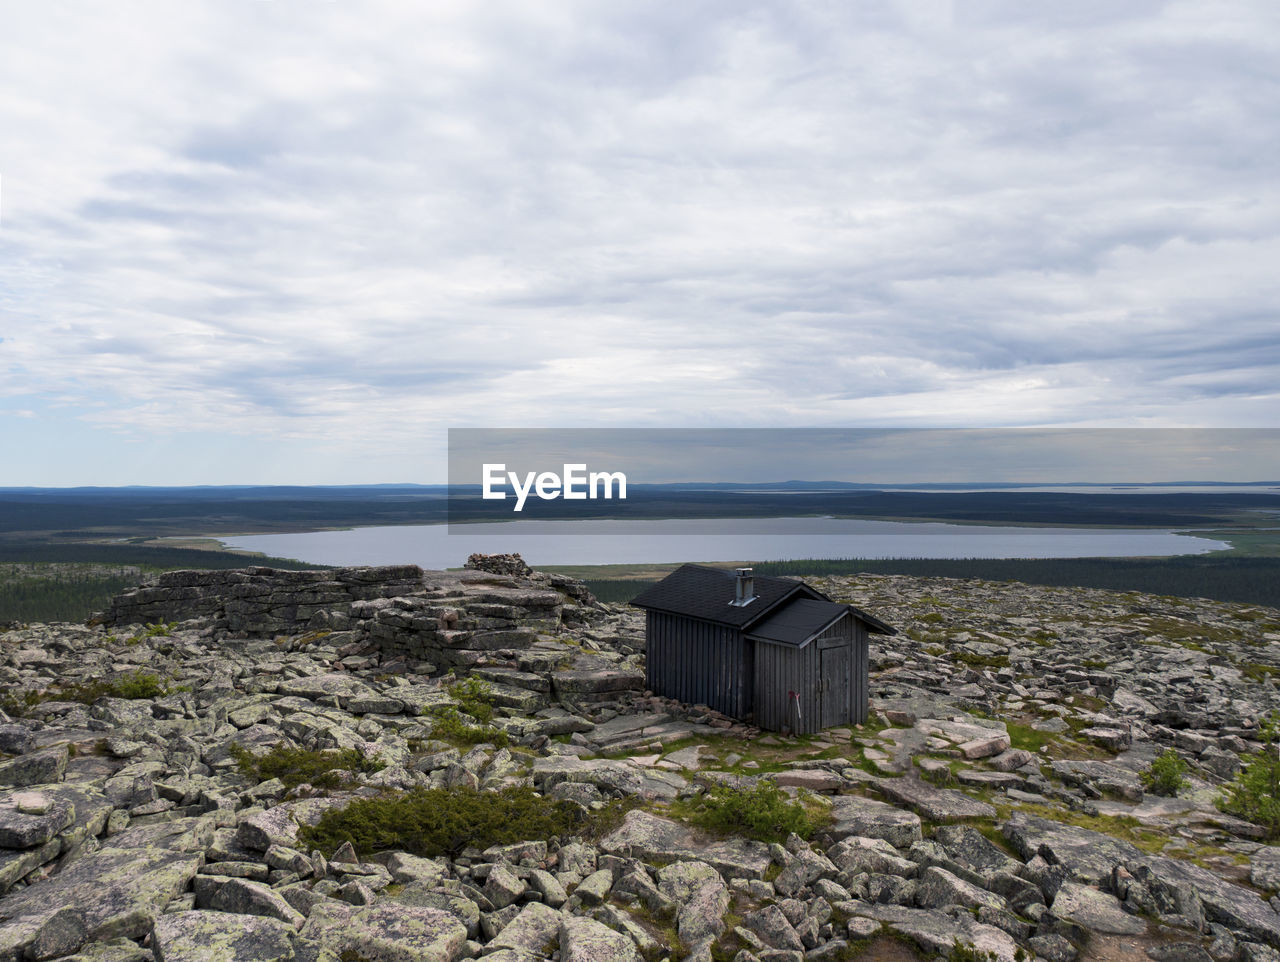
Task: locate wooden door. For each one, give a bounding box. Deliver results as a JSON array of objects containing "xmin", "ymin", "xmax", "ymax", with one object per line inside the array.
[{"xmin": 820, "ymin": 643, "xmax": 851, "ymax": 728}]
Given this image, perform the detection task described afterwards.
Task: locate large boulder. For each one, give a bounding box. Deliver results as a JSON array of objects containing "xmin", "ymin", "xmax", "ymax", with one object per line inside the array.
[
  {"xmin": 0, "ymin": 847, "xmax": 202, "ymax": 961},
  {"xmin": 656, "ymin": 860, "xmax": 729, "ymax": 945},
  {"xmin": 299, "ymin": 901, "xmax": 468, "ymax": 962},
  {"xmin": 1128, "ymin": 856, "xmax": 1280, "ymax": 949},
  {"xmin": 821, "ymin": 796, "xmax": 923, "ymax": 849},
  {"xmin": 599, "ymin": 810, "xmax": 772, "ymax": 880},
  {"xmin": 560, "ymin": 915, "xmax": 641, "ymax": 962},
  {"xmin": 151, "ymin": 911, "xmax": 296, "ymax": 962},
  {"xmin": 1002, "ymin": 814, "xmax": 1142, "ymax": 886},
  {"xmin": 1050, "ymin": 881, "xmax": 1147, "ymax": 936},
  {"xmin": 873, "ymin": 777, "xmax": 996, "ymax": 821}
]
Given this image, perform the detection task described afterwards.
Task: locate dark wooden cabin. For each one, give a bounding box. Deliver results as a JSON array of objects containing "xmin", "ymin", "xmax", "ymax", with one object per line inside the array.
[{"xmin": 631, "ymin": 564, "xmax": 895, "ymax": 734}]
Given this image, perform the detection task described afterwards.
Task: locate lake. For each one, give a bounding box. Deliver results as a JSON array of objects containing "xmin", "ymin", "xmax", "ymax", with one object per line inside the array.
[{"xmin": 216, "ymin": 517, "xmax": 1229, "ymax": 569}]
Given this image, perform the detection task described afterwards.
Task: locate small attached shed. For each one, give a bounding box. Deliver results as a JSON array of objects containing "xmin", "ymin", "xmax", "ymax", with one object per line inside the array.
[{"xmin": 631, "ymin": 564, "xmax": 895, "ymax": 734}]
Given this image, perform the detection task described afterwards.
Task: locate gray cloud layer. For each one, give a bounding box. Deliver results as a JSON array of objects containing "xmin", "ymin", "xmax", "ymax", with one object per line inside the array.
[{"xmin": 1, "ymin": 1, "xmax": 1277, "ymax": 481}]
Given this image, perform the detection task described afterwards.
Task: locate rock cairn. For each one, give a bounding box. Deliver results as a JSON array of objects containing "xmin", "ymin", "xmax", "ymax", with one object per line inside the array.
[
  {"xmin": 464, "ymin": 553, "xmax": 534, "ymax": 578},
  {"xmin": 0, "ymin": 568, "xmax": 1276, "ymax": 962}
]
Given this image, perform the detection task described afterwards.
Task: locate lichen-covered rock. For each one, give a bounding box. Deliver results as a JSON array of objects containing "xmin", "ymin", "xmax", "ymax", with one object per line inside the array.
[
  {"xmin": 916, "ymin": 866, "xmax": 1008, "ymax": 912},
  {"xmin": 1003, "ymin": 814, "xmax": 1143, "ymax": 886},
  {"xmin": 486, "ymin": 902, "xmax": 564, "ymax": 955},
  {"xmin": 1252, "ymin": 848, "xmax": 1280, "ymax": 894},
  {"xmin": 1050, "ymin": 881, "xmax": 1146, "ymax": 936},
  {"xmin": 821, "ymin": 796, "xmax": 922, "ymax": 849},
  {"xmin": 299, "ymin": 901, "xmax": 467, "ymax": 962},
  {"xmin": 0, "ymin": 847, "xmax": 201, "ymax": 960},
  {"xmin": 848, "ymin": 903, "xmax": 1020, "ymax": 962},
  {"xmin": 151, "ymin": 911, "xmax": 296, "ymax": 962},
  {"xmin": 829, "ymin": 835, "xmax": 918, "ymax": 879},
  {"xmin": 0, "ymin": 791, "xmax": 74, "ymax": 848},
  {"xmin": 483, "ymin": 863, "xmax": 526, "ymax": 910},
  {"xmin": 560, "ymin": 915, "xmax": 640, "ymax": 962},
  {"xmin": 872, "ymin": 777, "xmax": 997, "ymax": 822},
  {"xmin": 0, "ymin": 745, "xmax": 68, "ymax": 789},
  {"xmin": 741, "ymin": 904, "xmax": 804, "ymax": 952},
  {"xmin": 599, "ymin": 810, "xmax": 772, "ymax": 880},
  {"xmin": 657, "ymin": 860, "xmax": 730, "ymax": 945},
  {"xmin": 194, "ymin": 876, "xmax": 306, "ymax": 927}
]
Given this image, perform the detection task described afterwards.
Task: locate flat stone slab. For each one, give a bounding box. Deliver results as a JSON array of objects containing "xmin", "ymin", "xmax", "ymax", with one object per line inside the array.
[
  {"xmin": 873, "ymin": 778, "xmax": 997, "ymax": 822},
  {"xmin": 0, "ymin": 846, "xmax": 202, "ymax": 960},
  {"xmin": 1002, "ymin": 814, "xmax": 1142, "ymax": 885},
  {"xmin": 275, "ymin": 672, "xmax": 378, "ymax": 704},
  {"xmin": 600, "ymin": 809, "xmax": 773, "ymax": 880},
  {"xmin": 1128, "ymin": 855, "xmax": 1280, "ymax": 949},
  {"xmin": 487, "ymin": 902, "xmax": 565, "ymax": 954},
  {"xmin": 1052, "ymin": 881, "xmax": 1147, "ymax": 935},
  {"xmin": 1050, "ymin": 759, "xmax": 1144, "ymax": 802},
  {"xmin": 102, "ymin": 815, "xmax": 216, "ymax": 854},
  {"xmin": 0, "ymin": 745, "xmax": 68, "ymax": 789},
  {"xmin": 531, "ymin": 757, "xmax": 686, "ymax": 801},
  {"xmin": 561, "ymin": 915, "xmax": 641, "ymax": 962},
  {"xmin": 846, "ymin": 901, "xmax": 1020, "ymax": 962},
  {"xmin": 956, "ymin": 770, "xmax": 1026, "ymax": 790},
  {"xmin": 820, "ymin": 796, "xmax": 923, "ymax": 848},
  {"xmin": 0, "ymin": 838, "xmax": 60, "ymax": 895},
  {"xmin": 551, "ymin": 669, "xmax": 644, "ymax": 694},
  {"xmin": 0, "ymin": 791, "xmax": 75, "ymax": 848},
  {"xmin": 300, "ymin": 901, "xmax": 468, "ymax": 962},
  {"xmin": 1252, "ymin": 847, "xmax": 1280, "ymax": 893},
  {"xmin": 151, "ymin": 910, "xmax": 296, "ymax": 961},
  {"xmin": 772, "ymin": 770, "xmax": 844, "ymax": 793}
]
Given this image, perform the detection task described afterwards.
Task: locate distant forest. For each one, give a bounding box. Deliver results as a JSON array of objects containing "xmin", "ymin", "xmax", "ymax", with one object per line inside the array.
[
  {"xmin": 586, "ymin": 555, "xmax": 1280, "ymax": 609},
  {"xmin": 0, "ymin": 544, "xmax": 324, "ymax": 624},
  {"xmin": 2, "ymin": 485, "xmax": 1277, "ymax": 539}
]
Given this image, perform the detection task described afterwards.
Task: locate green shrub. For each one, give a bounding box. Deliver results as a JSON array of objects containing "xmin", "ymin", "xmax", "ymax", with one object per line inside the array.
[
  {"xmin": 1140, "ymin": 749, "xmax": 1190, "ymax": 796},
  {"xmin": 949, "ymin": 939, "xmax": 999, "ymax": 962},
  {"xmin": 448, "ymin": 677, "xmax": 496, "ymax": 723},
  {"xmin": 6, "ymin": 669, "xmax": 179, "ymax": 711},
  {"xmin": 685, "ymin": 780, "xmax": 817, "ymax": 843},
  {"xmin": 1217, "ymin": 714, "xmax": 1280, "ymax": 839},
  {"xmin": 229, "ymin": 743, "xmax": 385, "ymax": 791},
  {"xmin": 298, "ymin": 785, "xmax": 590, "ymax": 858},
  {"xmin": 951, "ymin": 651, "xmax": 1011, "ymax": 670},
  {"xmin": 428, "ymin": 707, "xmax": 509, "ymax": 748},
  {"xmin": 0, "ymin": 690, "xmax": 42, "ymax": 717},
  {"xmin": 108, "ymin": 671, "xmax": 169, "ymax": 699}
]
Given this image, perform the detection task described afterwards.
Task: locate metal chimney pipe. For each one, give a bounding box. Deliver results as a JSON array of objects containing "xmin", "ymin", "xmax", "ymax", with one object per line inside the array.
[{"xmin": 734, "ymin": 567, "xmax": 755, "ymax": 605}]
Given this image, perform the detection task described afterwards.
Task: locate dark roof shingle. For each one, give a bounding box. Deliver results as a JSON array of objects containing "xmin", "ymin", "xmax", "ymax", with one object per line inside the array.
[
  {"xmin": 630, "ymin": 563, "xmax": 897, "ymax": 637},
  {"xmin": 745, "ymin": 598, "xmax": 851, "ymax": 647},
  {"xmin": 629, "ymin": 563, "xmax": 820, "ymax": 627}
]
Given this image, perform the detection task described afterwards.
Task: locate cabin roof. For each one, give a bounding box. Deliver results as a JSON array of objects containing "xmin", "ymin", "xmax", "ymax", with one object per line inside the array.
[
  {"xmin": 629, "ymin": 563, "xmax": 896, "ymax": 637},
  {"xmin": 629, "ymin": 563, "xmax": 820, "ymax": 627},
  {"xmin": 744, "ymin": 598, "xmax": 850, "ymax": 647}
]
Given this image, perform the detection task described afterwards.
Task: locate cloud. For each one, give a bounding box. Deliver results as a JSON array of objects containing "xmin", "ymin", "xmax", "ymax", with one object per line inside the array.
[{"xmin": 0, "ymin": 0, "xmax": 1278, "ymax": 482}]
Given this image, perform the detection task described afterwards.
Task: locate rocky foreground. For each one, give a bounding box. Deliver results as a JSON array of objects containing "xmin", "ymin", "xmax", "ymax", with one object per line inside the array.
[{"xmin": 0, "ymin": 562, "xmax": 1278, "ymax": 962}]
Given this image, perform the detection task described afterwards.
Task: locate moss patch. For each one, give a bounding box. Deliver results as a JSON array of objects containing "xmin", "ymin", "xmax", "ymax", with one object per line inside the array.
[{"xmin": 298, "ymin": 785, "xmax": 626, "ymax": 859}]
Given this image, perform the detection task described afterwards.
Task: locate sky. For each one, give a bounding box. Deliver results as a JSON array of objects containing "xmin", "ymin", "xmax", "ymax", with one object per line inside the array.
[{"xmin": 1, "ymin": 1, "xmax": 1278, "ymax": 485}]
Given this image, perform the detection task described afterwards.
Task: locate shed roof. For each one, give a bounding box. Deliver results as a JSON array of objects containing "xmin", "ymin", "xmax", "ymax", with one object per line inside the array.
[
  {"xmin": 629, "ymin": 563, "xmax": 896, "ymax": 638},
  {"xmin": 629, "ymin": 563, "xmax": 819, "ymax": 627},
  {"xmin": 745, "ymin": 598, "xmax": 855, "ymax": 648}
]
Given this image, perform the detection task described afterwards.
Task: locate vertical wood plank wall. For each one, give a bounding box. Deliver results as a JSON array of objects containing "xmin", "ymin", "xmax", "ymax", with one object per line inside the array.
[
  {"xmin": 645, "ymin": 608, "xmax": 873, "ymax": 733},
  {"xmin": 854, "ymin": 621, "xmax": 869, "ymax": 725},
  {"xmin": 644, "ymin": 610, "xmax": 752, "ymax": 718},
  {"xmin": 753, "ymin": 638, "xmax": 819, "ymax": 734}
]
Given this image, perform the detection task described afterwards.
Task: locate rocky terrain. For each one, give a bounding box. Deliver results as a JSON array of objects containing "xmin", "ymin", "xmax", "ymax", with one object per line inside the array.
[{"xmin": 0, "ymin": 559, "xmax": 1278, "ymax": 962}]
